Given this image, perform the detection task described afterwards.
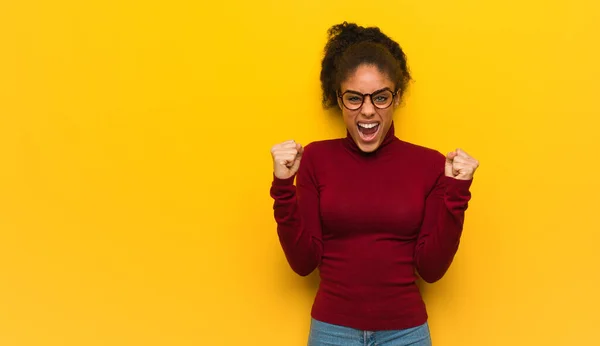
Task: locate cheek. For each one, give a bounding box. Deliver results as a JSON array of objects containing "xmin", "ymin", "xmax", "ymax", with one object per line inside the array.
[
  {"xmin": 342, "ymin": 111, "xmax": 356, "ymax": 126},
  {"xmin": 379, "ymin": 110, "xmax": 394, "ymax": 122}
]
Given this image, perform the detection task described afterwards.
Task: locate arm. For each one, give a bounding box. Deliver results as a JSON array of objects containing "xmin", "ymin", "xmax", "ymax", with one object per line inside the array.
[
  {"xmin": 414, "ymin": 157, "xmax": 473, "ymax": 283},
  {"xmin": 270, "ymin": 145, "xmax": 323, "ymax": 276}
]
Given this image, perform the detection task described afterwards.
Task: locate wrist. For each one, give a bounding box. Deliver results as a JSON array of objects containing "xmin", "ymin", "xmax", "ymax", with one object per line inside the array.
[{"xmin": 272, "ymin": 173, "xmax": 295, "ymax": 186}]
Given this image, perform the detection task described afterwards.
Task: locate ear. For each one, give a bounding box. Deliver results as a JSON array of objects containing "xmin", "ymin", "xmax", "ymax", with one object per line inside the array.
[
  {"xmin": 337, "ymin": 94, "xmax": 343, "ymax": 110},
  {"xmin": 393, "ymin": 91, "xmax": 402, "ymax": 108}
]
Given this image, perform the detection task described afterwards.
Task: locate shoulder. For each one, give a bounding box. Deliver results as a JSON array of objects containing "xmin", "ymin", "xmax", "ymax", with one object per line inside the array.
[
  {"xmin": 393, "ymin": 139, "xmax": 445, "ymax": 164},
  {"xmin": 297, "ymin": 138, "xmax": 344, "ymax": 177},
  {"xmin": 296, "ymin": 139, "xmax": 342, "ymax": 181},
  {"xmin": 302, "ymin": 138, "xmax": 344, "ymax": 157},
  {"xmin": 304, "ymin": 138, "xmax": 343, "ymax": 149},
  {"xmin": 391, "ymin": 140, "xmax": 447, "ymax": 189}
]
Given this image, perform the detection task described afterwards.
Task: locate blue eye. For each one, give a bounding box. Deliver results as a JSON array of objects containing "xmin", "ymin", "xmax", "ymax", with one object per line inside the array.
[{"xmin": 346, "ymin": 96, "xmax": 363, "ymax": 103}]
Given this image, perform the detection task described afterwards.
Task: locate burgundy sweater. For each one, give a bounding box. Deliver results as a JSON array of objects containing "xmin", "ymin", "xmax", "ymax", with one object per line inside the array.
[{"xmin": 270, "ymin": 122, "xmax": 472, "ymax": 331}]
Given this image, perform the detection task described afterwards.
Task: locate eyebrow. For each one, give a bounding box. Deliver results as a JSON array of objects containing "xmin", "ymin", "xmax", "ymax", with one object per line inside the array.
[{"xmin": 342, "ymin": 87, "xmax": 393, "ymax": 95}]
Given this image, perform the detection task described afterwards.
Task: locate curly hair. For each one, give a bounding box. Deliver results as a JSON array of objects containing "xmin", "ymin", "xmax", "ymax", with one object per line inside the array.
[{"xmin": 320, "ymin": 22, "xmax": 412, "ymax": 109}]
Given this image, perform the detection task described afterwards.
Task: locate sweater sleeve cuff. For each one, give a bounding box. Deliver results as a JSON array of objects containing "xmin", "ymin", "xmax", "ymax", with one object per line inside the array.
[
  {"xmin": 442, "ymin": 175, "xmax": 473, "ymax": 192},
  {"xmin": 272, "ymin": 173, "xmax": 296, "ymax": 186},
  {"xmin": 442, "ymin": 176, "xmax": 472, "ymax": 209}
]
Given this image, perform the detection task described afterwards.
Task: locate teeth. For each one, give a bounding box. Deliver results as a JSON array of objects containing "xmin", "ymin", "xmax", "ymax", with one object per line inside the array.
[{"xmin": 358, "ymin": 123, "xmax": 379, "ymax": 129}]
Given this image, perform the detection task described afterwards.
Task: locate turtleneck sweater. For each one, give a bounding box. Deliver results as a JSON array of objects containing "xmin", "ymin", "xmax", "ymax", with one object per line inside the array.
[{"xmin": 270, "ymin": 122, "xmax": 473, "ymax": 331}]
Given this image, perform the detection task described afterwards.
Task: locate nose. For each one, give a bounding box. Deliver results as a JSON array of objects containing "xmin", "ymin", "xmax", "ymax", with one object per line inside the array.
[{"xmin": 360, "ymin": 95, "xmax": 376, "ymax": 117}]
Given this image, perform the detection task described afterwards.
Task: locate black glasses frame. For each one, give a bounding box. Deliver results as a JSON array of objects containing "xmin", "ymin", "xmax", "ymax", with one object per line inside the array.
[{"xmin": 337, "ymin": 88, "xmax": 400, "ymax": 110}]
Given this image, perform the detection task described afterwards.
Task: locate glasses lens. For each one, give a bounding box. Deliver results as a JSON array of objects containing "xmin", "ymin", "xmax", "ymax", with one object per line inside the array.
[
  {"xmin": 371, "ymin": 90, "xmax": 393, "ymax": 109},
  {"xmin": 342, "ymin": 92, "xmax": 363, "ymax": 110}
]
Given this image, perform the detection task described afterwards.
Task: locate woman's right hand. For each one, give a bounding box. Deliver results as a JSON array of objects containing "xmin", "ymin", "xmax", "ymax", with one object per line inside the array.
[{"xmin": 271, "ymin": 140, "xmax": 303, "ymax": 180}]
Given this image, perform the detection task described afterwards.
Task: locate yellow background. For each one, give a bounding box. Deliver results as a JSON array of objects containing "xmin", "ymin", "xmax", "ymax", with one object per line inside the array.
[{"xmin": 1, "ymin": 1, "xmax": 599, "ymax": 345}]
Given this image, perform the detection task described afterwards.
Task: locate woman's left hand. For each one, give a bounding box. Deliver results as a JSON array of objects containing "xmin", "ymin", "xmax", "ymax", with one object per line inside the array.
[{"xmin": 445, "ymin": 149, "xmax": 479, "ymax": 180}]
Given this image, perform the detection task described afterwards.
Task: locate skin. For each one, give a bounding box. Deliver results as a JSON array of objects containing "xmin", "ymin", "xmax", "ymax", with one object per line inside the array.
[
  {"xmin": 271, "ymin": 63, "xmax": 479, "ymax": 181},
  {"xmin": 337, "ymin": 64, "xmax": 400, "ymax": 153}
]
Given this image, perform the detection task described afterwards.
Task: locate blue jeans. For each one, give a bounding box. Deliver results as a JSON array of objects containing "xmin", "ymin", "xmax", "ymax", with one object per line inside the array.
[{"xmin": 308, "ymin": 318, "xmax": 432, "ymax": 346}]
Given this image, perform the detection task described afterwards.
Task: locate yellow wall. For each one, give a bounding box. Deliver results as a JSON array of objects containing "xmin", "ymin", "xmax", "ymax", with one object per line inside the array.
[{"xmin": 1, "ymin": 1, "xmax": 599, "ymax": 345}]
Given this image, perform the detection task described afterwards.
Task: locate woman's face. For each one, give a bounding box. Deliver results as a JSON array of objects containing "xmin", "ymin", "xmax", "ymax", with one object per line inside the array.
[{"xmin": 338, "ymin": 64, "xmax": 400, "ymax": 153}]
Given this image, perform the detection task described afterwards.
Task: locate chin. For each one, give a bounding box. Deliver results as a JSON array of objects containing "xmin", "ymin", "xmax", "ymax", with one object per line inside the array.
[{"xmin": 356, "ymin": 139, "xmax": 381, "ymax": 153}]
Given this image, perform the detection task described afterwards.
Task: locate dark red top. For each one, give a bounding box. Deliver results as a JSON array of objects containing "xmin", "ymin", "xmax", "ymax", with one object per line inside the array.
[{"xmin": 270, "ymin": 122, "xmax": 473, "ymax": 331}]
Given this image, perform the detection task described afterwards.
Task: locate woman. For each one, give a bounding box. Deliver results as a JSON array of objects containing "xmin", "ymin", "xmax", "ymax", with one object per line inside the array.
[{"xmin": 269, "ymin": 22, "xmax": 479, "ymax": 346}]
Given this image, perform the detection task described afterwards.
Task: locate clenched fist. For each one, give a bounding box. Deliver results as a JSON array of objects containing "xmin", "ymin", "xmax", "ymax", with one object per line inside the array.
[
  {"xmin": 445, "ymin": 148, "xmax": 479, "ymax": 180},
  {"xmin": 271, "ymin": 140, "xmax": 304, "ymax": 180}
]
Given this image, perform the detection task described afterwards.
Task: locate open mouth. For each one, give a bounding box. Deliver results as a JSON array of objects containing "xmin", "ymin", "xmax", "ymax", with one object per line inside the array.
[{"xmin": 357, "ymin": 122, "xmax": 380, "ymax": 142}]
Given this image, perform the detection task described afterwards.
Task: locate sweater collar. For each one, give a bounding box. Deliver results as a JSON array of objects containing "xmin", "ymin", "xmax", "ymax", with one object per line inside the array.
[{"xmin": 343, "ymin": 121, "xmax": 396, "ymax": 155}]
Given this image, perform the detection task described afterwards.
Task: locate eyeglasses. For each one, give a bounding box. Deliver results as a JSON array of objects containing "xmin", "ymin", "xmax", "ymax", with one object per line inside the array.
[{"xmin": 337, "ymin": 88, "xmax": 398, "ymax": 111}]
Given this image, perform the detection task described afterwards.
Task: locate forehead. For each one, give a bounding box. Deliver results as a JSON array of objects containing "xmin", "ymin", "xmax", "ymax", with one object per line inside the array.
[{"xmin": 340, "ymin": 64, "xmax": 394, "ymax": 93}]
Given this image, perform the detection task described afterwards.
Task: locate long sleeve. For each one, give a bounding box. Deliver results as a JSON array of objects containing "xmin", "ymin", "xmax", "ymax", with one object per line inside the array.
[
  {"xmin": 414, "ymin": 157, "xmax": 473, "ymax": 283},
  {"xmin": 270, "ymin": 145, "xmax": 323, "ymax": 276}
]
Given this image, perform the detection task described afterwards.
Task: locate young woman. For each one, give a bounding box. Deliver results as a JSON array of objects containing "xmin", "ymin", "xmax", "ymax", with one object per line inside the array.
[{"xmin": 269, "ymin": 22, "xmax": 479, "ymax": 346}]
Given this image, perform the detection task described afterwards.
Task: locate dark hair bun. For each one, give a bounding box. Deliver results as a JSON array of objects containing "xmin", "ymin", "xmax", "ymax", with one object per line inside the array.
[{"xmin": 320, "ymin": 22, "xmax": 411, "ymax": 109}]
